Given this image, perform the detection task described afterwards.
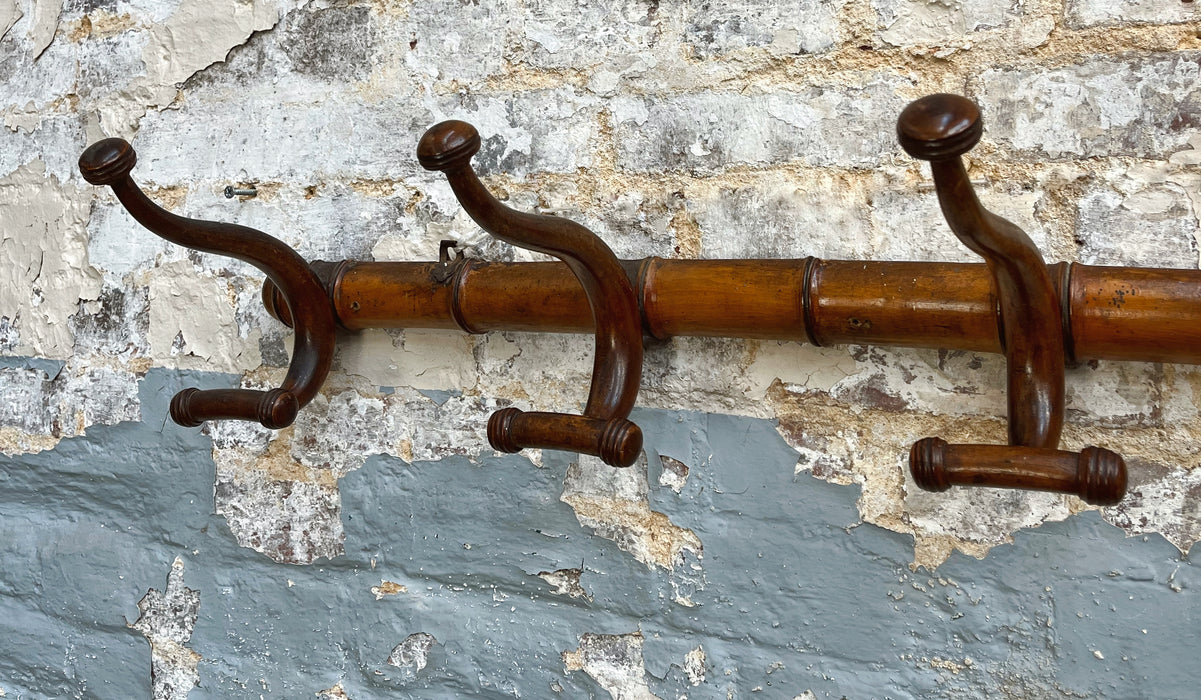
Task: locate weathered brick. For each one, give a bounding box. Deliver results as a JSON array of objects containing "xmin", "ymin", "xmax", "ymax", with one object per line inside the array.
[
  {"xmin": 398, "ymin": 0, "xmax": 515, "ymax": 84},
  {"xmin": 431, "ymin": 89, "xmax": 603, "ymax": 176},
  {"xmin": 975, "ymin": 54, "xmax": 1201, "ymax": 160},
  {"xmin": 213, "ymin": 463, "xmax": 345, "ymax": 565},
  {"xmin": 689, "ymin": 175, "xmax": 1049, "ymax": 261},
  {"xmin": 869, "ymin": 184, "xmax": 1052, "ymax": 262},
  {"xmin": 282, "ymin": 6, "xmax": 377, "ymax": 82},
  {"xmin": 69, "ymin": 283, "xmax": 151, "ymax": 359},
  {"xmin": 132, "ymin": 95, "xmax": 432, "ymax": 183},
  {"xmin": 499, "ymin": 184, "xmax": 684, "ymax": 259},
  {"xmin": 873, "ymin": 0, "xmax": 1021, "ymax": 47},
  {"xmin": 1075, "ymin": 181, "xmax": 1198, "ymax": 267},
  {"xmin": 1065, "ymin": 0, "xmax": 1200, "ymax": 29},
  {"xmin": 519, "ymin": 0, "xmax": 661, "ymax": 68},
  {"xmin": 135, "ymin": 87, "xmax": 599, "ymax": 184},
  {"xmin": 612, "ymin": 79, "xmax": 911, "ymax": 173},
  {"xmin": 682, "ymin": 0, "xmax": 845, "ymax": 57},
  {"xmin": 86, "ymin": 197, "xmax": 179, "ymax": 277},
  {"xmin": 129, "ymin": 558, "xmax": 201, "ymax": 700},
  {"xmin": 0, "ymin": 363, "xmax": 140, "ymax": 441},
  {"xmin": 0, "ymin": 316, "xmax": 17, "ymax": 353},
  {"xmin": 1105, "ymin": 457, "xmax": 1201, "ymax": 552},
  {"xmin": 691, "ymin": 177, "xmax": 872, "ymax": 259}
]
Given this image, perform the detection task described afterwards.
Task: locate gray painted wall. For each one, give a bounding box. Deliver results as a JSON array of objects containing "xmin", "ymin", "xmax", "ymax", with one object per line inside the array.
[{"xmin": 2, "ymin": 365, "xmax": 1196, "ymax": 698}]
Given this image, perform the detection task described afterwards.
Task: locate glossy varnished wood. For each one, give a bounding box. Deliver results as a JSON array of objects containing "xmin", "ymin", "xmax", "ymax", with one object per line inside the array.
[
  {"xmin": 899, "ymin": 94, "xmax": 1125, "ymax": 502},
  {"xmin": 86, "ymin": 95, "xmax": 1175, "ymax": 507},
  {"xmin": 268, "ymin": 258, "xmax": 1201, "ymax": 366},
  {"xmin": 900, "ymin": 94, "xmax": 1064, "ymax": 449},
  {"xmin": 78, "ymin": 138, "xmax": 337, "ymax": 430},
  {"xmin": 1066, "ymin": 264, "xmax": 1201, "ymax": 364},
  {"xmin": 417, "ymin": 121, "xmax": 644, "ymax": 467},
  {"xmin": 910, "ymin": 438, "xmax": 1126, "ymax": 506}
]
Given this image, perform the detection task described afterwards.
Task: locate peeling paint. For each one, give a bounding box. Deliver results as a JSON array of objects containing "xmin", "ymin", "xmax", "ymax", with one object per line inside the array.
[
  {"xmin": 0, "ymin": 360, "xmax": 139, "ymax": 455},
  {"xmin": 563, "ymin": 632, "xmax": 661, "ymax": 700},
  {"xmin": 0, "ymin": 1, "xmax": 21, "ymax": 42},
  {"xmin": 561, "ymin": 454, "xmax": 702, "ymax": 574},
  {"xmin": 371, "ymin": 580, "xmax": 408, "ymax": 599},
  {"xmin": 28, "ymin": 0, "xmax": 62, "ymax": 60},
  {"xmin": 682, "ymin": 645, "xmax": 705, "ymax": 686},
  {"xmin": 537, "ymin": 567, "xmax": 591, "ymax": 600},
  {"xmin": 147, "ymin": 259, "xmax": 263, "ymax": 372},
  {"xmin": 386, "ymin": 632, "xmax": 437, "ymax": 676},
  {"xmin": 129, "ymin": 557, "xmax": 201, "ymax": 700},
  {"xmin": 0, "ymin": 160, "xmax": 102, "ymax": 360},
  {"xmin": 95, "ymin": 0, "xmax": 291, "ymax": 134},
  {"xmin": 657, "ymin": 454, "xmax": 689, "ymax": 493},
  {"xmin": 316, "ymin": 682, "xmax": 352, "ymax": 699}
]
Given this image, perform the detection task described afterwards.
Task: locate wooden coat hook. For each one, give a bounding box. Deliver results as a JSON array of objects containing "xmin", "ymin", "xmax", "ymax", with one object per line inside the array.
[
  {"xmin": 78, "ymin": 139, "xmax": 337, "ymax": 430},
  {"xmin": 898, "ymin": 95, "xmax": 1125, "ymax": 505},
  {"xmin": 417, "ymin": 121, "xmax": 644, "ymax": 468},
  {"xmin": 82, "ymin": 93, "xmax": 1193, "ymax": 506}
]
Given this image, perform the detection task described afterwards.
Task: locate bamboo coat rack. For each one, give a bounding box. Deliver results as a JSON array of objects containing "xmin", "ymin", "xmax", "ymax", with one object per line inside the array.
[{"xmin": 79, "ymin": 93, "xmax": 1189, "ymax": 506}]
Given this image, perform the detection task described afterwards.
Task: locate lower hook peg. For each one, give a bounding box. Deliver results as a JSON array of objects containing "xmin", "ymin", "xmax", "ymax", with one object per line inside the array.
[{"xmin": 909, "ymin": 437, "xmax": 1127, "ymax": 506}]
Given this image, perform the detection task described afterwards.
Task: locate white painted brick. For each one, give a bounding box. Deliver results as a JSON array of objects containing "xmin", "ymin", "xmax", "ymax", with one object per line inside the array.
[
  {"xmin": 1106, "ymin": 458, "xmax": 1201, "ymax": 552},
  {"xmin": 1075, "ymin": 182, "xmax": 1198, "ymax": 267},
  {"xmin": 0, "ymin": 364, "xmax": 140, "ymax": 440},
  {"xmin": 612, "ymin": 79, "xmax": 911, "ymax": 173},
  {"xmin": 499, "ymin": 181, "xmax": 683, "ymax": 259},
  {"xmin": 430, "ymin": 89, "xmax": 603, "ymax": 176},
  {"xmin": 873, "ymin": 0, "xmax": 1021, "ymax": 47},
  {"xmin": 689, "ymin": 175, "xmax": 1050, "ymax": 262},
  {"xmin": 520, "ymin": 0, "xmax": 661, "ymax": 68},
  {"xmin": 904, "ymin": 474, "xmax": 1074, "ymax": 548},
  {"xmin": 682, "ymin": 0, "xmax": 845, "ymax": 57},
  {"xmin": 213, "ymin": 462, "xmax": 345, "ymax": 564},
  {"xmin": 691, "ymin": 178, "xmax": 872, "ymax": 259},
  {"xmin": 976, "ymin": 54, "xmax": 1201, "ymax": 160},
  {"xmin": 399, "ymin": 0, "xmax": 516, "ymax": 84},
  {"xmin": 135, "ymin": 87, "xmax": 599, "ymax": 184},
  {"xmin": 869, "ymin": 184, "xmax": 1053, "ymax": 263},
  {"xmin": 132, "ymin": 97, "xmax": 431, "ymax": 183},
  {"xmin": 0, "ymin": 17, "xmax": 83, "ymax": 113},
  {"xmin": 1065, "ymin": 0, "xmax": 1200, "ymax": 28}
]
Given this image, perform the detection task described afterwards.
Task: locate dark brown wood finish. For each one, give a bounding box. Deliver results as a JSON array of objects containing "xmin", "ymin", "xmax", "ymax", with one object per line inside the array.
[
  {"xmin": 417, "ymin": 121, "xmax": 644, "ymax": 468},
  {"xmin": 898, "ymin": 94, "xmax": 1126, "ymax": 502},
  {"xmin": 267, "ymin": 258, "xmax": 1201, "ymax": 365},
  {"xmin": 85, "ymin": 94, "xmax": 1188, "ymax": 505},
  {"xmin": 1066, "ymin": 263, "xmax": 1201, "ymax": 363},
  {"xmin": 78, "ymin": 138, "xmax": 337, "ymax": 430},
  {"xmin": 910, "ymin": 438, "xmax": 1126, "ymax": 506}
]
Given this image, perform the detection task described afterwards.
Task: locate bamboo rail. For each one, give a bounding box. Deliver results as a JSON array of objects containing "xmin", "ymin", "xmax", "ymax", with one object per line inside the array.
[{"xmin": 263, "ymin": 258, "xmax": 1201, "ymax": 366}]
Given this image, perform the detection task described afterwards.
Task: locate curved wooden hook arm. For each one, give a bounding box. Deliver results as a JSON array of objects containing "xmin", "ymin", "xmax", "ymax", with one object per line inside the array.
[
  {"xmin": 78, "ymin": 138, "xmax": 337, "ymax": 430},
  {"xmin": 898, "ymin": 95, "xmax": 1126, "ymax": 505},
  {"xmin": 417, "ymin": 121, "xmax": 644, "ymax": 467}
]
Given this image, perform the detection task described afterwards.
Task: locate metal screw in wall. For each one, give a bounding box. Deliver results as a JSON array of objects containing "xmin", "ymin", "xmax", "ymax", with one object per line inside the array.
[{"xmin": 224, "ymin": 185, "xmax": 258, "ymax": 198}]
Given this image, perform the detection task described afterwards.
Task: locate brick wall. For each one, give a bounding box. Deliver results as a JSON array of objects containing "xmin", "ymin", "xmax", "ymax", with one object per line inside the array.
[{"xmin": 1, "ymin": 0, "xmax": 1199, "ymax": 697}]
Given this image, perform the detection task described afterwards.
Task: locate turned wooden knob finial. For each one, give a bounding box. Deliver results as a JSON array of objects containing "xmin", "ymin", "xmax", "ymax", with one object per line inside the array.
[
  {"xmin": 79, "ymin": 137, "xmax": 137, "ymax": 186},
  {"xmin": 417, "ymin": 120, "xmax": 482, "ymax": 172},
  {"xmin": 1077, "ymin": 446, "xmax": 1128, "ymax": 507},
  {"xmin": 897, "ymin": 94, "xmax": 983, "ymax": 162}
]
